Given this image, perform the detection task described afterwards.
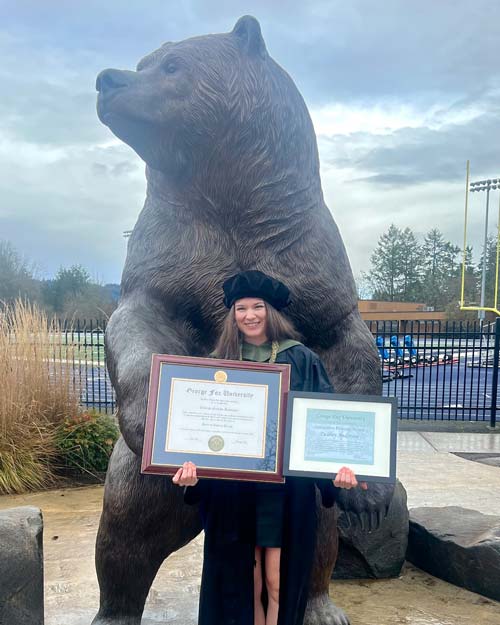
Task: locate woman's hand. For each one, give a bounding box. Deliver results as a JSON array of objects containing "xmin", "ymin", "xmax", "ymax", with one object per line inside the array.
[
  {"xmin": 334, "ymin": 466, "xmax": 368, "ymax": 490},
  {"xmin": 172, "ymin": 461, "xmax": 199, "ymax": 487}
]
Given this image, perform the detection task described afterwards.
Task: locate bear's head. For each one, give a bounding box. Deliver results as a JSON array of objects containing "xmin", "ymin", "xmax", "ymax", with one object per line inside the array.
[{"xmin": 96, "ymin": 16, "xmax": 318, "ymax": 180}]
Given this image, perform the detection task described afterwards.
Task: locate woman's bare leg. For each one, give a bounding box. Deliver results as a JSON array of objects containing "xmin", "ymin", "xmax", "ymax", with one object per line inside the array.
[
  {"xmin": 264, "ymin": 547, "xmax": 281, "ymax": 625},
  {"xmin": 254, "ymin": 547, "xmax": 265, "ymax": 625}
]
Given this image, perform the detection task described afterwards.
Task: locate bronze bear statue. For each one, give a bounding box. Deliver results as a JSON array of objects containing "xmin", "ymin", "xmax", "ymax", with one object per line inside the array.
[{"xmin": 93, "ymin": 15, "xmax": 393, "ymax": 625}]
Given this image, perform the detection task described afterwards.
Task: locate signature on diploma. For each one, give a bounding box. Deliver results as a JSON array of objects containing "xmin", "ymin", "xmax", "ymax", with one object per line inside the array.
[{"xmin": 232, "ymin": 438, "xmax": 248, "ymax": 446}]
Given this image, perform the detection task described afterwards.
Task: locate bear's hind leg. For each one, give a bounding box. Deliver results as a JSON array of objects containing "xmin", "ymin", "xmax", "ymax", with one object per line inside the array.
[
  {"xmin": 305, "ymin": 498, "xmax": 350, "ymax": 625},
  {"xmin": 91, "ymin": 438, "xmax": 202, "ymax": 625},
  {"xmin": 304, "ymin": 595, "xmax": 350, "ymax": 625}
]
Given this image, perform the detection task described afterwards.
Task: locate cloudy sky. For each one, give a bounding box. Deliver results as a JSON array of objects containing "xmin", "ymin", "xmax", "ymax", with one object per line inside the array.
[{"xmin": 1, "ymin": 0, "xmax": 499, "ymax": 284}]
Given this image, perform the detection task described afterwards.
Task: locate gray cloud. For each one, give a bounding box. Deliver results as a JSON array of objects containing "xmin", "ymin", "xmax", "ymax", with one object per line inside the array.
[
  {"xmin": 3, "ymin": 1, "xmax": 500, "ymax": 106},
  {"xmin": 320, "ymin": 98, "xmax": 500, "ymax": 188},
  {"xmin": 360, "ymin": 116, "xmax": 500, "ymax": 184},
  {"xmin": 0, "ymin": 138, "xmax": 144, "ymax": 281},
  {"xmin": 1, "ymin": 0, "xmax": 499, "ymax": 283}
]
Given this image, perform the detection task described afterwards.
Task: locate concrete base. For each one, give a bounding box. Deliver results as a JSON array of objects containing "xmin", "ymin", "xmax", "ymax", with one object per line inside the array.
[{"xmin": 1, "ymin": 431, "xmax": 500, "ymax": 625}]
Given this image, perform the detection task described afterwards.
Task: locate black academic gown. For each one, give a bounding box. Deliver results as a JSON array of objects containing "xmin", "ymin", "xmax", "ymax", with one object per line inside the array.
[{"xmin": 185, "ymin": 344, "xmax": 339, "ymax": 625}]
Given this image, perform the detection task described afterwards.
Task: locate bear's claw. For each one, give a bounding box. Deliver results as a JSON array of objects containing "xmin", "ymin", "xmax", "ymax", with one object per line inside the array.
[{"xmin": 304, "ymin": 594, "xmax": 350, "ymax": 625}]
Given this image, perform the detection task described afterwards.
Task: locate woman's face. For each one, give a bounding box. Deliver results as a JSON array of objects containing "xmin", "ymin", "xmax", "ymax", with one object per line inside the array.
[{"xmin": 234, "ymin": 297, "xmax": 268, "ymax": 344}]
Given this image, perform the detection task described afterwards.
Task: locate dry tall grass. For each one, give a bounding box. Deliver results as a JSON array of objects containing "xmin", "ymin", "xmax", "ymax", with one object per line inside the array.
[{"xmin": 0, "ymin": 301, "xmax": 80, "ymax": 493}]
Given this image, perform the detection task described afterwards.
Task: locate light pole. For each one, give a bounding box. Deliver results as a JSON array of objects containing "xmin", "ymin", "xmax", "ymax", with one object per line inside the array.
[{"xmin": 470, "ymin": 178, "xmax": 500, "ymax": 320}]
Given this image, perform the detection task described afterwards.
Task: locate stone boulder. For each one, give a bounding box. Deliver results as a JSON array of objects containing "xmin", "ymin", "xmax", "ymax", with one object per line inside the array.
[
  {"xmin": 0, "ymin": 506, "xmax": 44, "ymax": 625},
  {"xmin": 407, "ymin": 506, "xmax": 500, "ymax": 601},
  {"xmin": 333, "ymin": 479, "xmax": 408, "ymax": 579}
]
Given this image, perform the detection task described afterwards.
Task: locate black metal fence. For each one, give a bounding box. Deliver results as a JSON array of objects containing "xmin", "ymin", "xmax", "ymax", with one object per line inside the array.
[
  {"xmin": 55, "ymin": 318, "xmax": 115, "ymax": 414},
  {"xmin": 368, "ymin": 319, "xmax": 500, "ymax": 425},
  {"xmin": 58, "ymin": 318, "xmax": 500, "ymax": 424}
]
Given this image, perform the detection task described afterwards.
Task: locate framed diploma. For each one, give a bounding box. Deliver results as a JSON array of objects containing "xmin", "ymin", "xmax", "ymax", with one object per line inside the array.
[
  {"xmin": 283, "ymin": 392, "xmax": 397, "ymax": 483},
  {"xmin": 141, "ymin": 354, "xmax": 290, "ymax": 482}
]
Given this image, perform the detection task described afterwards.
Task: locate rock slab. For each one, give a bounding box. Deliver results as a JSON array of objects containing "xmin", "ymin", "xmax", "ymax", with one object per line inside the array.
[
  {"xmin": 333, "ymin": 480, "xmax": 409, "ymax": 579},
  {"xmin": 0, "ymin": 506, "xmax": 44, "ymax": 625},
  {"xmin": 407, "ymin": 506, "xmax": 500, "ymax": 602}
]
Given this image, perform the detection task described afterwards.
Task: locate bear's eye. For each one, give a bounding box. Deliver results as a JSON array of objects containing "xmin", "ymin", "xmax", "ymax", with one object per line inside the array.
[{"xmin": 164, "ymin": 62, "xmax": 178, "ymax": 74}]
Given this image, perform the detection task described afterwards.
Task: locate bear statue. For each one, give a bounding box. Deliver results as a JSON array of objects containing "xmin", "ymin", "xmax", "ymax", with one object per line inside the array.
[{"xmin": 94, "ymin": 15, "xmax": 396, "ymax": 625}]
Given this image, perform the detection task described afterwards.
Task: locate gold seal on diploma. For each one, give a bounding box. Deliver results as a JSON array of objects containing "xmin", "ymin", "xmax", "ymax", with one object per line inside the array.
[
  {"xmin": 214, "ymin": 370, "xmax": 228, "ymax": 383},
  {"xmin": 208, "ymin": 435, "xmax": 225, "ymax": 452}
]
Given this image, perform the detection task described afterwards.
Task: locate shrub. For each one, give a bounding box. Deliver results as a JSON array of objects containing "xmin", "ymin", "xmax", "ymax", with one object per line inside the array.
[
  {"xmin": 55, "ymin": 411, "xmax": 119, "ymax": 474},
  {"xmin": 0, "ymin": 300, "xmax": 80, "ymax": 493}
]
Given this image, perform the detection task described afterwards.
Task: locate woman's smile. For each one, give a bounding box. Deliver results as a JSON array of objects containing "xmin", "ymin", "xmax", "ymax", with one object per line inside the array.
[{"xmin": 234, "ymin": 297, "xmax": 268, "ymax": 345}]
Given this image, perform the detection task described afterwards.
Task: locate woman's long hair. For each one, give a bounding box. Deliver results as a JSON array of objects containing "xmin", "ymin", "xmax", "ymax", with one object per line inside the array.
[{"xmin": 213, "ymin": 302, "xmax": 301, "ymax": 360}]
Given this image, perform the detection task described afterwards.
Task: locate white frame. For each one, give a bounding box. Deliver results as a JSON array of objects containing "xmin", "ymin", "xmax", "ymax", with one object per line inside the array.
[{"xmin": 283, "ymin": 392, "xmax": 397, "ymax": 483}]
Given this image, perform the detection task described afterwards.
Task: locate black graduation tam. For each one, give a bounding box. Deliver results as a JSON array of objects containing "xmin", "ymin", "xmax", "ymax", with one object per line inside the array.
[{"xmin": 223, "ymin": 270, "xmax": 291, "ymax": 310}]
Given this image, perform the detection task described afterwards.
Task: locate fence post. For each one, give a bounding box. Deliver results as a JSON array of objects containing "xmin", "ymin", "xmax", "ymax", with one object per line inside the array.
[{"xmin": 490, "ymin": 317, "xmax": 500, "ymax": 428}]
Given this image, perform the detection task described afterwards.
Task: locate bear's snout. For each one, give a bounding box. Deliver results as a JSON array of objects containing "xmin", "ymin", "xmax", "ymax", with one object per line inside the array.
[{"xmin": 96, "ymin": 68, "xmax": 135, "ymax": 94}]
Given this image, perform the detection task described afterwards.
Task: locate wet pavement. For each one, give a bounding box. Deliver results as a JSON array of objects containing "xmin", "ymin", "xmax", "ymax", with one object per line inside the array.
[{"xmin": 1, "ymin": 431, "xmax": 500, "ymax": 625}]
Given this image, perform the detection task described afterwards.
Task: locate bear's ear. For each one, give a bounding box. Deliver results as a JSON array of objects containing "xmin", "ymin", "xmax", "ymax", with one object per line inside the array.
[{"xmin": 232, "ymin": 15, "xmax": 268, "ymax": 60}]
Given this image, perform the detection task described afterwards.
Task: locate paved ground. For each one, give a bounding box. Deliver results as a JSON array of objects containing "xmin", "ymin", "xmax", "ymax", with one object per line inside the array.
[{"xmin": 1, "ymin": 431, "xmax": 500, "ymax": 625}]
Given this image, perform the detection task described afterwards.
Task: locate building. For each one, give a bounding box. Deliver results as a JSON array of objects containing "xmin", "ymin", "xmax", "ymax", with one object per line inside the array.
[{"xmin": 358, "ymin": 300, "xmax": 446, "ymax": 332}]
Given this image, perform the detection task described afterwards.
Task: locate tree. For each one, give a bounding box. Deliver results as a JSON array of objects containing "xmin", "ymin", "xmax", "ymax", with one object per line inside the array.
[
  {"xmin": 356, "ymin": 273, "xmax": 373, "ymax": 299},
  {"xmin": 366, "ymin": 225, "xmax": 423, "ymax": 301},
  {"xmin": 460, "ymin": 245, "xmax": 478, "ymax": 305},
  {"xmin": 42, "ymin": 265, "xmax": 91, "ymax": 313},
  {"xmin": 0, "ymin": 240, "xmax": 118, "ymax": 318},
  {"xmin": 421, "ymin": 229, "xmax": 460, "ymax": 309},
  {"xmin": 477, "ymin": 235, "xmax": 499, "ymax": 308},
  {"xmin": 0, "ymin": 240, "xmax": 39, "ymax": 304},
  {"xmin": 62, "ymin": 283, "xmax": 117, "ymax": 319},
  {"xmin": 444, "ymin": 246, "xmax": 479, "ymax": 319},
  {"xmin": 367, "ymin": 224, "xmax": 403, "ymax": 301},
  {"xmin": 399, "ymin": 227, "xmax": 424, "ymax": 301},
  {"xmin": 365, "ymin": 226, "xmax": 472, "ymax": 309}
]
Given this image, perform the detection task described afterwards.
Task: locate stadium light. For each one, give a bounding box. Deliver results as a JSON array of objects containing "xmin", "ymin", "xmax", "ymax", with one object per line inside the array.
[{"xmin": 469, "ymin": 177, "xmax": 500, "ymax": 320}]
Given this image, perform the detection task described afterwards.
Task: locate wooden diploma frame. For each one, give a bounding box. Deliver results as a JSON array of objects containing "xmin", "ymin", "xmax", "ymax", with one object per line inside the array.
[{"xmin": 141, "ymin": 354, "xmax": 291, "ymax": 482}]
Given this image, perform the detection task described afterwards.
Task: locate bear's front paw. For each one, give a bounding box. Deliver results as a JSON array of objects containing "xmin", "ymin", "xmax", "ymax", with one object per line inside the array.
[
  {"xmin": 335, "ymin": 481, "xmax": 395, "ymax": 531},
  {"xmin": 304, "ymin": 594, "xmax": 350, "ymax": 625}
]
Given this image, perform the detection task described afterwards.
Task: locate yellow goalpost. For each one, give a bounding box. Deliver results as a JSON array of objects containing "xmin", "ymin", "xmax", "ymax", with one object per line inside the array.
[{"xmin": 460, "ymin": 160, "xmax": 500, "ymax": 316}]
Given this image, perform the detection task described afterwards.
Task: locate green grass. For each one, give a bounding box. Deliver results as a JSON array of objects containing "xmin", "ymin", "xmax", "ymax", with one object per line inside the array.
[{"xmin": 50, "ymin": 332, "xmax": 106, "ymax": 364}]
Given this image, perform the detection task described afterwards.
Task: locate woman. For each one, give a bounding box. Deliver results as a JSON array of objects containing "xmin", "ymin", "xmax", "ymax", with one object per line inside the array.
[{"xmin": 173, "ymin": 270, "xmax": 367, "ymax": 625}]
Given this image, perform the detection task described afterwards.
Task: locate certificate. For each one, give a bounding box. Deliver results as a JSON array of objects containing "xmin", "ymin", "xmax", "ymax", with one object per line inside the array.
[
  {"xmin": 283, "ymin": 392, "xmax": 397, "ymax": 483},
  {"xmin": 141, "ymin": 354, "xmax": 290, "ymax": 482},
  {"xmin": 166, "ymin": 378, "xmax": 268, "ymax": 457}
]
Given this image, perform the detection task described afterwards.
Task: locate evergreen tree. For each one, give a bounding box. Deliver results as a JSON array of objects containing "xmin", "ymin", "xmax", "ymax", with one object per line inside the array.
[
  {"xmin": 421, "ymin": 229, "xmax": 460, "ymax": 308},
  {"xmin": 461, "ymin": 245, "xmax": 479, "ymax": 305},
  {"xmin": 365, "ymin": 226, "xmax": 474, "ymax": 310},
  {"xmin": 477, "ymin": 235, "xmax": 499, "ymax": 307},
  {"xmin": 367, "ymin": 224, "xmax": 403, "ymax": 301},
  {"xmin": 399, "ymin": 227, "xmax": 423, "ymax": 301},
  {"xmin": 366, "ymin": 225, "xmax": 422, "ymax": 301}
]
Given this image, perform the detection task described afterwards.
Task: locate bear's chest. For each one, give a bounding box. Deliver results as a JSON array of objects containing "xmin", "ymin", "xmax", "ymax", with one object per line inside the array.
[{"xmin": 126, "ymin": 219, "xmax": 273, "ymax": 287}]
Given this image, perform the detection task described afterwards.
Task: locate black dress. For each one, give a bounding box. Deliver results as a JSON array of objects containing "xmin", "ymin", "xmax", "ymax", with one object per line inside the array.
[
  {"xmin": 185, "ymin": 343, "xmax": 340, "ymax": 625},
  {"xmin": 255, "ymin": 481, "xmax": 284, "ymax": 547}
]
